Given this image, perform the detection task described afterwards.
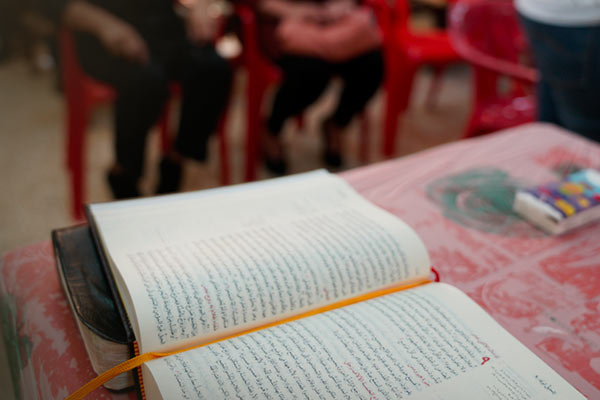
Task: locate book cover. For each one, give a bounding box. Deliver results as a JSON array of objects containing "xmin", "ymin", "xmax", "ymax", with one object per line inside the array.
[
  {"xmin": 52, "ymin": 224, "xmax": 136, "ymax": 391},
  {"xmin": 514, "ymin": 168, "xmax": 600, "ymax": 234}
]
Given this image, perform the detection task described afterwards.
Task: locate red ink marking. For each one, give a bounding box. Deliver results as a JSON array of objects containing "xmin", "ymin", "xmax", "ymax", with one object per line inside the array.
[
  {"xmin": 407, "ymin": 365, "xmax": 430, "ymax": 387},
  {"xmin": 201, "ymin": 285, "xmax": 218, "ymax": 331},
  {"xmin": 472, "ymin": 335, "xmax": 499, "ymax": 358},
  {"xmin": 344, "ymin": 362, "xmax": 377, "ymax": 398},
  {"xmin": 323, "ymin": 288, "xmax": 330, "ymax": 301},
  {"xmin": 481, "ymin": 357, "xmax": 490, "ymax": 365}
]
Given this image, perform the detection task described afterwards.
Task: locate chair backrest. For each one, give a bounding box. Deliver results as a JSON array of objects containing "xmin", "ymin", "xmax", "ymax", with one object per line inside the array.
[
  {"xmin": 59, "ymin": 29, "xmax": 82, "ymax": 103},
  {"xmin": 388, "ymin": 0, "xmax": 460, "ymax": 35},
  {"xmin": 448, "ymin": 1, "xmax": 537, "ymax": 137},
  {"xmin": 235, "ymin": 4, "xmax": 281, "ymax": 85},
  {"xmin": 448, "ymin": 0, "xmax": 537, "ymax": 82},
  {"xmin": 391, "ymin": 0, "xmax": 410, "ymax": 30}
]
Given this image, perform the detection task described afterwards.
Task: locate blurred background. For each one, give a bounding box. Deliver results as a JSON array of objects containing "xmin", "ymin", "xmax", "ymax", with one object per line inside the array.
[
  {"xmin": 1, "ymin": 0, "xmax": 546, "ymax": 397},
  {"xmin": 0, "ymin": 0, "xmax": 476, "ymax": 255}
]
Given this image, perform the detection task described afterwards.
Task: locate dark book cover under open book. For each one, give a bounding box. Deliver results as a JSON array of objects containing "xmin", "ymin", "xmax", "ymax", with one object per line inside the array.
[{"xmin": 52, "ymin": 224, "xmax": 138, "ymax": 391}]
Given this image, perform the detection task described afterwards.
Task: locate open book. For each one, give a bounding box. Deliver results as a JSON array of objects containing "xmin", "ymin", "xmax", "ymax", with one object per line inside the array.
[{"xmin": 82, "ymin": 170, "xmax": 583, "ymax": 399}]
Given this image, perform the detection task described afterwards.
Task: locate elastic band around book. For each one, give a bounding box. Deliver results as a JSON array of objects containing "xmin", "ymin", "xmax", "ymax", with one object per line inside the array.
[{"xmin": 66, "ymin": 275, "xmax": 435, "ymax": 399}]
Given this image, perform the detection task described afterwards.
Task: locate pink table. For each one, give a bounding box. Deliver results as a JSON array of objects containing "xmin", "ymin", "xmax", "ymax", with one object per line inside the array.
[{"xmin": 2, "ymin": 123, "xmax": 599, "ymax": 399}]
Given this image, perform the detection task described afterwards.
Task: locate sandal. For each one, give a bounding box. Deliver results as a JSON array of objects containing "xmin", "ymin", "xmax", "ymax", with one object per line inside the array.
[
  {"xmin": 107, "ymin": 169, "xmax": 140, "ymax": 199},
  {"xmin": 156, "ymin": 156, "xmax": 183, "ymax": 194}
]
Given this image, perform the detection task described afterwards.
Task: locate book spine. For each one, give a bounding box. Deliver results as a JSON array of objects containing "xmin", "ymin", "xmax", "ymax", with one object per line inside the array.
[
  {"xmin": 133, "ymin": 341, "xmax": 146, "ymax": 400},
  {"xmin": 84, "ymin": 205, "xmax": 136, "ymax": 343}
]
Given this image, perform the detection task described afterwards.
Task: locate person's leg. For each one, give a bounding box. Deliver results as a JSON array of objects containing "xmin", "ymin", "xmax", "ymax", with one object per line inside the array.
[
  {"xmin": 520, "ymin": 17, "xmax": 600, "ymax": 142},
  {"xmin": 75, "ymin": 33, "xmax": 170, "ymax": 198},
  {"xmin": 551, "ymin": 79, "xmax": 600, "ymax": 142},
  {"xmin": 172, "ymin": 43, "xmax": 232, "ymax": 162},
  {"xmin": 268, "ymin": 55, "xmax": 333, "ymax": 135},
  {"xmin": 520, "ymin": 17, "xmax": 560, "ymax": 126},
  {"xmin": 536, "ymin": 78, "xmax": 560, "ymax": 126},
  {"xmin": 154, "ymin": 42, "xmax": 232, "ymax": 193},
  {"xmin": 330, "ymin": 49, "xmax": 383, "ymax": 129},
  {"xmin": 323, "ymin": 49, "xmax": 383, "ymax": 166},
  {"xmin": 264, "ymin": 55, "xmax": 333, "ymax": 174}
]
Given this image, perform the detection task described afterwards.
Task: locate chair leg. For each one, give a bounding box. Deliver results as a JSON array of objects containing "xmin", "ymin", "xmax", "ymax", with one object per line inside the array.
[
  {"xmin": 462, "ymin": 108, "xmax": 490, "ymax": 139},
  {"xmin": 66, "ymin": 105, "xmax": 89, "ymax": 221},
  {"xmin": 383, "ymin": 80, "xmax": 400, "ymax": 158},
  {"xmin": 245, "ymin": 74, "xmax": 267, "ymax": 182},
  {"xmin": 425, "ymin": 66, "xmax": 445, "ymax": 109},
  {"xmin": 295, "ymin": 114, "xmax": 305, "ymax": 131},
  {"xmin": 359, "ymin": 111, "xmax": 369, "ymax": 164},
  {"xmin": 70, "ymin": 156, "xmax": 85, "ymax": 221},
  {"xmin": 383, "ymin": 66, "xmax": 416, "ymax": 158},
  {"xmin": 217, "ymin": 113, "xmax": 230, "ymax": 185},
  {"xmin": 158, "ymin": 101, "xmax": 172, "ymax": 154}
]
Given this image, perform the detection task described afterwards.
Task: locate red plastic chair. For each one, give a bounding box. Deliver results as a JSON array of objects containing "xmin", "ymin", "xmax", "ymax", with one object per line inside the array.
[
  {"xmin": 448, "ymin": 0, "xmax": 538, "ymax": 138},
  {"xmin": 59, "ymin": 29, "xmax": 230, "ymax": 220},
  {"xmin": 235, "ymin": 4, "xmax": 279, "ymax": 181},
  {"xmin": 381, "ymin": 0, "xmax": 462, "ymax": 157},
  {"xmin": 235, "ymin": 4, "xmax": 371, "ymax": 181}
]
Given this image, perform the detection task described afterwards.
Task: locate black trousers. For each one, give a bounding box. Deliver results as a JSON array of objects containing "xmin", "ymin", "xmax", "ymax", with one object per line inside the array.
[
  {"xmin": 76, "ymin": 31, "xmax": 232, "ymax": 180},
  {"xmin": 520, "ymin": 16, "xmax": 600, "ymax": 142},
  {"xmin": 267, "ymin": 49, "xmax": 384, "ymax": 135}
]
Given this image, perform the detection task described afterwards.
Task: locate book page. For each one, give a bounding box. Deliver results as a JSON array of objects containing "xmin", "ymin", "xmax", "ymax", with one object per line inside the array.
[
  {"xmin": 143, "ymin": 283, "xmax": 583, "ymax": 400},
  {"xmin": 88, "ymin": 171, "xmax": 431, "ymax": 353}
]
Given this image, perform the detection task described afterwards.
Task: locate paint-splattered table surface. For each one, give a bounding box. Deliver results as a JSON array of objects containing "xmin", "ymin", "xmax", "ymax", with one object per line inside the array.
[{"xmin": 2, "ymin": 123, "xmax": 599, "ymax": 399}]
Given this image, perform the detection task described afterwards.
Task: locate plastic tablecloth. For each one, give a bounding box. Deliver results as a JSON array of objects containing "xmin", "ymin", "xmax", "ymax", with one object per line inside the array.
[{"xmin": 2, "ymin": 123, "xmax": 599, "ymax": 399}]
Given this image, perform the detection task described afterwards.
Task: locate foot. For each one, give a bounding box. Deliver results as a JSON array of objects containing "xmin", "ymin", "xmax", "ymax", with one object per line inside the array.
[
  {"xmin": 107, "ymin": 169, "xmax": 140, "ymax": 199},
  {"xmin": 263, "ymin": 131, "xmax": 288, "ymax": 175},
  {"xmin": 322, "ymin": 118, "xmax": 344, "ymax": 168},
  {"xmin": 156, "ymin": 156, "xmax": 182, "ymax": 194}
]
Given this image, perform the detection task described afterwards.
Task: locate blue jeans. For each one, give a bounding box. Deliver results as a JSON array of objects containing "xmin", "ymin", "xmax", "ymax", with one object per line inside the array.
[{"xmin": 520, "ymin": 15, "xmax": 600, "ymax": 142}]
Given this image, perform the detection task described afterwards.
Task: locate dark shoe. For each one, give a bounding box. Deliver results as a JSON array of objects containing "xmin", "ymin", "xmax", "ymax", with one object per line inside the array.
[
  {"xmin": 323, "ymin": 148, "xmax": 343, "ymax": 168},
  {"xmin": 107, "ymin": 170, "xmax": 140, "ymax": 199},
  {"xmin": 156, "ymin": 157, "xmax": 182, "ymax": 194},
  {"xmin": 262, "ymin": 131, "xmax": 288, "ymax": 175},
  {"xmin": 322, "ymin": 118, "xmax": 344, "ymax": 168},
  {"xmin": 264, "ymin": 155, "xmax": 288, "ymax": 175}
]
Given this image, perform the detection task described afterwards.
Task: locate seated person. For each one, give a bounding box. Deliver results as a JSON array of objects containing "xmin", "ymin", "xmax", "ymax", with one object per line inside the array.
[
  {"xmin": 252, "ymin": 0, "xmax": 384, "ymax": 174},
  {"xmin": 517, "ymin": 0, "xmax": 600, "ymax": 142},
  {"xmin": 45, "ymin": 0, "xmax": 232, "ymax": 197}
]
